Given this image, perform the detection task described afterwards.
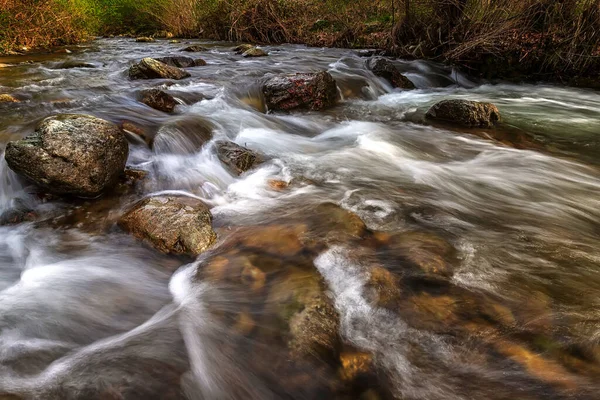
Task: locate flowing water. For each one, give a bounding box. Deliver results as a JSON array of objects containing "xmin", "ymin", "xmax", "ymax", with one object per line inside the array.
[{"xmin": 0, "ymin": 38, "xmax": 600, "ymax": 399}]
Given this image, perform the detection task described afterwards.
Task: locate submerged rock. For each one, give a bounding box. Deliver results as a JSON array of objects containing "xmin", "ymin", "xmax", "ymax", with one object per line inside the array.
[
  {"xmin": 54, "ymin": 60, "xmax": 96, "ymax": 69},
  {"xmin": 0, "ymin": 94, "xmax": 19, "ymax": 103},
  {"xmin": 366, "ymin": 57, "xmax": 415, "ymax": 89},
  {"xmin": 426, "ymin": 99, "xmax": 501, "ymax": 128},
  {"xmin": 5, "ymin": 114, "xmax": 128, "ymax": 197},
  {"xmin": 232, "ymin": 44, "xmax": 254, "ymax": 54},
  {"xmin": 129, "ymin": 57, "xmax": 190, "ymax": 80},
  {"xmin": 155, "ymin": 56, "xmax": 206, "ymax": 68},
  {"xmin": 119, "ymin": 195, "xmax": 216, "ymax": 256},
  {"xmin": 139, "ymin": 89, "xmax": 177, "ymax": 112},
  {"xmin": 215, "ymin": 141, "xmax": 260, "ymax": 175},
  {"xmin": 153, "ymin": 116, "xmax": 214, "ymax": 154},
  {"xmin": 135, "ymin": 37, "xmax": 155, "ymax": 42},
  {"xmin": 180, "ymin": 45, "xmax": 207, "ymax": 52},
  {"xmin": 262, "ymin": 71, "xmax": 338, "ymax": 111},
  {"xmin": 242, "ymin": 47, "xmax": 268, "ymax": 58}
]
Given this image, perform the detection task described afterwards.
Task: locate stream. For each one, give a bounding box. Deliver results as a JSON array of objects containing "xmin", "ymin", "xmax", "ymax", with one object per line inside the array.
[{"xmin": 1, "ymin": 38, "xmax": 600, "ymax": 399}]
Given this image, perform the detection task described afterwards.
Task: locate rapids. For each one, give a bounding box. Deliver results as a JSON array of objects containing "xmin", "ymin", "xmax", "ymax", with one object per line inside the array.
[{"xmin": 0, "ymin": 38, "xmax": 600, "ymax": 399}]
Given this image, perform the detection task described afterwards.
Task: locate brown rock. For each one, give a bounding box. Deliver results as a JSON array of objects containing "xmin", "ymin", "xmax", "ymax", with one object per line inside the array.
[
  {"xmin": 364, "ymin": 265, "xmax": 402, "ymax": 309},
  {"xmin": 129, "ymin": 58, "xmax": 190, "ymax": 80},
  {"xmin": 153, "ymin": 116, "xmax": 213, "ymax": 154},
  {"xmin": 135, "ymin": 37, "xmax": 155, "ymax": 42},
  {"xmin": 5, "ymin": 114, "xmax": 128, "ymax": 197},
  {"xmin": 215, "ymin": 141, "xmax": 260, "ymax": 175},
  {"xmin": 140, "ymin": 89, "xmax": 177, "ymax": 112},
  {"xmin": 339, "ymin": 351, "xmax": 374, "ymax": 382},
  {"xmin": 242, "ymin": 47, "xmax": 268, "ymax": 57},
  {"xmin": 426, "ymin": 99, "xmax": 501, "ymax": 128},
  {"xmin": 263, "ymin": 71, "xmax": 338, "ymax": 111},
  {"xmin": 232, "ymin": 44, "xmax": 254, "ymax": 54},
  {"xmin": 268, "ymin": 179, "xmax": 288, "ymax": 191},
  {"xmin": 155, "ymin": 56, "xmax": 206, "ymax": 68},
  {"xmin": 180, "ymin": 45, "xmax": 207, "ymax": 52},
  {"xmin": 366, "ymin": 57, "xmax": 415, "ymax": 89},
  {"xmin": 0, "ymin": 94, "xmax": 19, "ymax": 103},
  {"xmin": 118, "ymin": 196, "xmax": 216, "ymax": 256}
]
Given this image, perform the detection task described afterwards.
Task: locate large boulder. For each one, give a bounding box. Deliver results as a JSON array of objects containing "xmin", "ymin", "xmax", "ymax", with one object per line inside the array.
[
  {"xmin": 262, "ymin": 72, "xmax": 338, "ymax": 111},
  {"xmin": 425, "ymin": 99, "xmax": 501, "ymax": 128},
  {"xmin": 366, "ymin": 57, "xmax": 415, "ymax": 89},
  {"xmin": 119, "ymin": 196, "xmax": 216, "ymax": 256},
  {"xmin": 129, "ymin": 58, "xmax": 190, "ymax": 80},
  {"xmin": 215, "ymin": 141, "xmax": 261, "ymax": 175},
  {"xmin": 155, "ymin": 56, "xmax": 206, "ymax": 68},
  {"xmin": 5, "ymin": 114, "xmax": 128, "ymax": 197},
  {"xmin": 139, "ymin": 89, "xmax": 177, "ymax": 113}
]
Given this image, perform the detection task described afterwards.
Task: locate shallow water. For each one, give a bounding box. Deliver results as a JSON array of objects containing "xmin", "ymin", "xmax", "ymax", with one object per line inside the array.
[{"xmin": 1, "ymin": 38, "xmax": 600, "ymax": 399}]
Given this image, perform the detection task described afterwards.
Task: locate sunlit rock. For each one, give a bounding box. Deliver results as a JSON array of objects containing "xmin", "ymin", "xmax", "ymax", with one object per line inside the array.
[
  {"xmin": 129, "ymin": 57, "xmax": 190, "ymax": 80},
  {"xmin": 180, "ymin": 45, "xmax": 207, "ymax": 52},
  {"xmin": 426, "ymin": 99, "xmax": 501, "ymax": 128},
  {"xmin": 232, "ymin": 44, "xmax": 254, "ymax": 54},
  {"xmin": 135, "ymin": 36, "xmax": 155, "ymax": 42},
  {"xmin": 0, "ymin": 94, "xmax": 19, "ymax": 103},
  {"xmin": 5, "ymin": 114, "xmax": 128, "ymax": 197},
  {"xmin": 119, "ymin": 195, "xmax": 216, "ymax": 256},
  {"xmin": 242, "ymin": 47, "xmax": 268, "ymax": 58}
]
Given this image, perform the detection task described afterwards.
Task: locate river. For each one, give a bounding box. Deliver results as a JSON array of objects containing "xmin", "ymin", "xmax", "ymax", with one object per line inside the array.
[{"xmin": 0, "ymin": 38, "xmax": 599, "ymax": 400}]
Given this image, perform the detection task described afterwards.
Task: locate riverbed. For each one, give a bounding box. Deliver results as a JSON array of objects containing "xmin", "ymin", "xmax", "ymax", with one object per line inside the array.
[{"xmin": 0, "ymin": 38, "xmax": 600, "ymax": 400}]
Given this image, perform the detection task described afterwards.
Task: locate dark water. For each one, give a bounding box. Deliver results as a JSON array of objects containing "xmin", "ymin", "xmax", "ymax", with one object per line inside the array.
[{"xmin": 0, "ymin": 38, "xmax": 600, "ymax": 399}]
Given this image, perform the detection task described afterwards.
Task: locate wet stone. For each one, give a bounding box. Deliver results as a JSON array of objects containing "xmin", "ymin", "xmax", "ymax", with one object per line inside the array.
[
  {"xmin": 5, "ymin": 114, "xmax": 128, "ymax": 197},
  {"xmin": 155, "ymin": 56, "xmax": 206, "ymax": 68},
  {"xmin": 242, "ymin": 47, "xmax": 268, "ymax": 57},
  {"xmin": 129, "ymin": 57, "xmax": 190, "ymax": 80},
  {"xmin": 366, "ymin": 57, "xmax": 415, "ymax": 89},
  {"xmin": 135, "ymin": 36, "xmax": 155, "ymax": 42},
  {"xmin": 54, "ymin": 60, "xmax": 96, "ymax": 69},
  {"xmin": 139, "ymin": 89, "xmax": 177, "ymax": 113},
  {"xmin": 180, "ymin": 45, "xmax": 207, "ymax": 52},
  {"xmin": 426, "ymin": 99, "xmax": 501, "ymax": 128},
  {"xmin": 0, "ymin": 94, "xmax": 19, "ymax": 103},
  {"xmin": 215, "ymin": 141, "xmax": 261, "ymax": 175},
  {"xmin": 118, "ymin": 195, "xmax": 216, "ymax": 256},
  {"xmin": 262, "ymin": 71, "xmax": 338, "ymax": 111},
  {"xmin": 153, "ymin": 116, "xmax": 214, "ymax": 154},
  {"xmin": 232, "ymin": 44, "xmax": 255, "ymax": 54}
]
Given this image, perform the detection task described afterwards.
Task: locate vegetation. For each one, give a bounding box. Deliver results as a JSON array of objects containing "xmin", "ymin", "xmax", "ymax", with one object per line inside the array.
[{"xmin": 1, "ymin": 0, "xmax": 600, "ymax": 84}]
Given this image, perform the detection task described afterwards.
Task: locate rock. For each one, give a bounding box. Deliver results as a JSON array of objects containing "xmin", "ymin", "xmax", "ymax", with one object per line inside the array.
[
  {"xmin": 55, "ymin": 60, "xmax": 96, "ymax": 69},
  {"xmin": 139, "ymin": 89, "xmax": 177, "ymax": 112},
  {"xmin": 232, "ymin": 44, "xmax": 254, "ymax": 54},
  {"xmin": 118, "ymin": 195, "xmax": 216, "ymax": 256},
  {"xmin": 363, "ymin": 265, "xmax": 402, "ymax": 309},
  {"xmin": 215, "ymin": 141, "xmax": 260, "ymax": 175},
  {"xmin": 153, "ymin": 117, "xmax": 213, "ymax": 154},
  {"xmin": 170, "ymin": 39, "xmax": 181, "ymax": 44},
  {"xmin": 129, "ymin": 57, "xmax": 190, "ymax": 80},
  {"xmin": 263, "ymin": 71, "xmax": 338, "ymax": 111},
  {"xmin": 308, "ymin": 202, "xmax": 367, "ymax": 246},
  {"xmin": 268, "ymin": 269, "xmax": 341, "ymax": 363},
  {"xmin": 339, "ymin": 351, "xmax": 374, "ymax": 382},
  {"xmin": 0, "ymin": 94, "xmax": 19, "ymax": 103},
  {"xmin": 366, "ymin": 57, "xmax": 415, "ymax": 89},
  {"xmin": 180, "ymin": 45, "xmax": 207, "ymax": 52},
  {"xmin": 230, "ymin": 225, "xmax": 306, "ymax": 257},
  {"xmin": 425, "ymin": 99, "xmax": 501, "ymax": 128},
  {"xmin": 155, "ymin": 56, "xmax": 206, "ymax": 68},
  {"xmin": 379, "ymin": 231, "xmax": 457, "ymax": 278},
  {"xmin": 5, "ymin": 114, "xmax": 128, "ymax": 197},
  {"xmin": 268, "ymin": 179, "xmax": 288, "ymax": 191},
  {"xmin": 242, "ymin": 47, "xmax": 268, "ymax": 57},
  {"xmin": 135, "ymin": 37, "xmax": 155, "ymax": 42}
]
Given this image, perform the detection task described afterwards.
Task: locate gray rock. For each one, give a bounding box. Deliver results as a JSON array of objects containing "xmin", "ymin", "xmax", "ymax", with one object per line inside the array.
[
  {"xmin": 5, "ymin": 114, "xmax": 128, "ymax": 197},
  {"xmin": 263, "ymin": 71, "xmax": 338, "ymax": 111},
  {"xmin": 232, "ymin": 44, "xmax": 254, "ymax": 54},
  {"xmin": 426, "ymin": 99, "xmax": 501, "ymax": 128},
  {"xmin": 129, "ymin": 58, "xmax": 190, "ymax": 80},
  {"xmin": 119, "ymin": 196, "xmax": 216, "ymax": 256}
]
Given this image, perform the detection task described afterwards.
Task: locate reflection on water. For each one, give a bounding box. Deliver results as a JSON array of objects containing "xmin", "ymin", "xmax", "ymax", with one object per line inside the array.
[{"xmin": 0, "ymin": 38, "xmax": 600, "ymax": 399}]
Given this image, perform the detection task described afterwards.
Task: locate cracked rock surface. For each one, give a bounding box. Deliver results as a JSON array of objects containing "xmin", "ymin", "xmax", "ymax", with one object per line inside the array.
[{"xmin": 5, "ymin": 114, "xmax": 129, "ymax": 197}]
